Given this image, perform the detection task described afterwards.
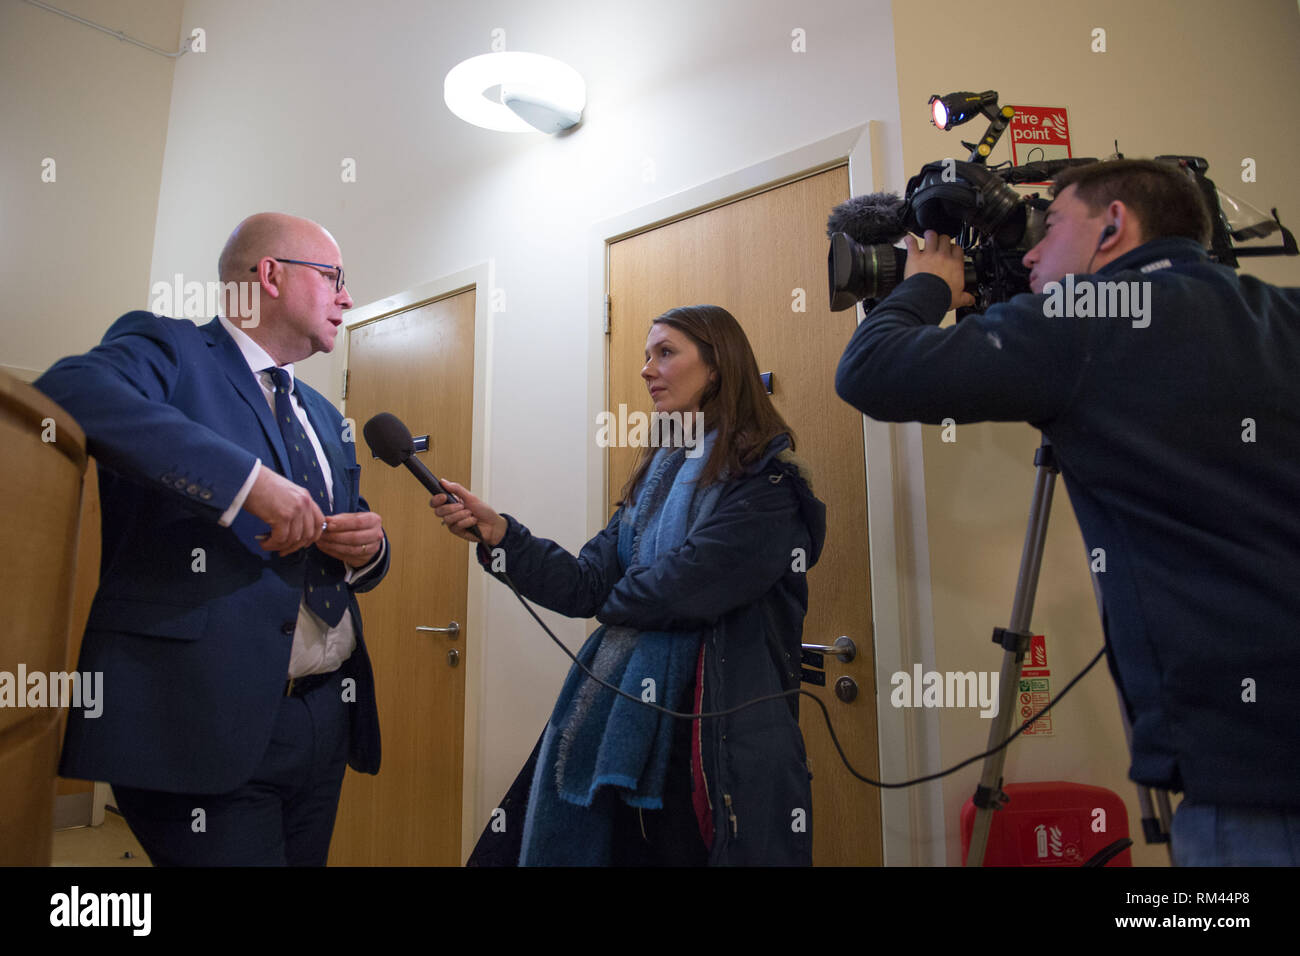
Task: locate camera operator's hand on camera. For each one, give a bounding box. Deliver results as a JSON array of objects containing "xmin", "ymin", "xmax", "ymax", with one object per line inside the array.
[{"xmin": 904, "ymin": 230, "xmax": 976, "ymax": 311}]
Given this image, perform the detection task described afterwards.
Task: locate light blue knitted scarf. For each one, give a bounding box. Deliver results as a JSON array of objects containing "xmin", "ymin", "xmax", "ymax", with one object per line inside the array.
[{"xmin": 519, "ymin": 430, "xmax": 722, "ymax": 865}]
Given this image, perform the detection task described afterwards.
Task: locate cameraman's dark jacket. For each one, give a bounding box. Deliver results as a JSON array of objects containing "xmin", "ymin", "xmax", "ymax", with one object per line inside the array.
[
  {"xmin": 836, "ymin": 237, "xmax": 1300, "ymax": 808},
  {"xmin": 472, "ymin": 436, "xmax": 825, "ymax": 864}
]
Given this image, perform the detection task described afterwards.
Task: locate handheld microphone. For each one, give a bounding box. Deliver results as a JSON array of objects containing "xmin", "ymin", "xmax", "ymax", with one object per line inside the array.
[{"xmin": 362, "ymin": 412, "xmax": 483, "ymax": 542}]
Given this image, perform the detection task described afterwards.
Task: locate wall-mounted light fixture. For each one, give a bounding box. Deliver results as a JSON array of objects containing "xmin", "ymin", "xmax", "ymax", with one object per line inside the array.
[{"xmin": 444, "ymin": 52, "xmax": 585, "ymax": 134}]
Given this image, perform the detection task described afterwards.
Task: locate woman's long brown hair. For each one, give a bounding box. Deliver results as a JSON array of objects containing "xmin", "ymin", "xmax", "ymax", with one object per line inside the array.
[{"xmin": 617, "ymin": 304, "xmax": 796, "ymax": 506}]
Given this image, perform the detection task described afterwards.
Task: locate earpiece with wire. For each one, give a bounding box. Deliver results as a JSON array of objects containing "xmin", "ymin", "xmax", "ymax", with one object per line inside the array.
[{"xmin": 1086, "ymin": 223, "xmax": 1118, "ymax": 272}]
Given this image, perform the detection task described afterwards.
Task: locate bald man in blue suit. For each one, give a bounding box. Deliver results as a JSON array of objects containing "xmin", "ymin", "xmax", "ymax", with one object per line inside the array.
[{"xmin": 37, "ymin": 213, "xmax": 388, "ymax": 866}]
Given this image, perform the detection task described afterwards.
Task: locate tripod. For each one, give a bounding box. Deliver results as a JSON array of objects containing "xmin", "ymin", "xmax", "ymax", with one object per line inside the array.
[{"xmin": 963, "ymin": 436, "xmax": 1174, "ymax": 867}]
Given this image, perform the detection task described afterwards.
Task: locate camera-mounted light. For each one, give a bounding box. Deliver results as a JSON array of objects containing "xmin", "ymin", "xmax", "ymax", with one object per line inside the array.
[
  {"xmin": 928, "ymin": 91, "xmax": 999, "ymax": 131},
  {"xmin": 929, "ymin": 90, "xmax": 1016, "ymax": 165}
]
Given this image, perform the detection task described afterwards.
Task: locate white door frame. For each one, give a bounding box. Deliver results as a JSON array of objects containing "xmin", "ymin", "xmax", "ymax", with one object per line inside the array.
[
  {"xmin": 341, "ymin": 262, "xmax": 494, "ymax": 862},
  {"xmin": 584, "ymin": 125, "xmax": 945, "ymax": 865}
]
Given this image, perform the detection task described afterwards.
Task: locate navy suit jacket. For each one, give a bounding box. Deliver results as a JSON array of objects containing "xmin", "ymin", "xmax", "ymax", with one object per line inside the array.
[{"xmin": 36, "ymin": 312, "xmax": 386, "ymax": 793}]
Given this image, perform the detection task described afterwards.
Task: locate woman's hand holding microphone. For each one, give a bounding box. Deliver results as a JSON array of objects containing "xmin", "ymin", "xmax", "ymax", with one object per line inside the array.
[{"xmin": 430, "ymin": 480, "xmax": 509, "ymax": 547}]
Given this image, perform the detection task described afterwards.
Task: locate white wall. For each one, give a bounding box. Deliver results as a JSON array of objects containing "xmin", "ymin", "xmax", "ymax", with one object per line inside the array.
[
  {"xmin": 149, "ymin": 0, "xmax": 905, "ymax": 832},
  {"xmin": 0, "ymin": 0, "xmax": 184, "ymax": 379}
]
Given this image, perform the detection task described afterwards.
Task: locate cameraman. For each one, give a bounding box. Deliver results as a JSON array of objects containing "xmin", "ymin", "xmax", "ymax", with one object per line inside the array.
[{"xmin": 835, "ymin": 159, "xmax": 1300, "ymax": 866}]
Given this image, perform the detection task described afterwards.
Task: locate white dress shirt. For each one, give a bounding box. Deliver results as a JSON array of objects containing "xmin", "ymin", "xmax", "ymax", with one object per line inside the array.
[{"xmin": 217, "ymin": 315, "xmax": 385, "ymax": 679}]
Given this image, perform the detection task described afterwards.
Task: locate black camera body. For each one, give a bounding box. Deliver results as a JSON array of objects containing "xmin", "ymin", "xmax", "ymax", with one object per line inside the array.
[
  {"xmin": 828, "ymin": 158, "xmax": 1090, "ymax": 314},
  {"xmin": 828, "ymin": 154, "xmax": 1296, "ymax": 315}
]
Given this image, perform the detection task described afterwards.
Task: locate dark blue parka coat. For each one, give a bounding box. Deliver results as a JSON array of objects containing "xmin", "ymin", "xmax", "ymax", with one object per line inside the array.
[{"xmin": 473, "ymin": 436, "xmax": 826, "ymax": 865}]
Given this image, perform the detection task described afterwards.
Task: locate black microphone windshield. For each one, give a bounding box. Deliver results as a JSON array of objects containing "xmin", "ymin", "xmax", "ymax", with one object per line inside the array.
[
  {"xmin": 826, "ymin": 192, "xmax": 907, "ymax": 245},
  {"xmin": 363, "ymin": 412, "xmax": 415, "ymax": 467}
]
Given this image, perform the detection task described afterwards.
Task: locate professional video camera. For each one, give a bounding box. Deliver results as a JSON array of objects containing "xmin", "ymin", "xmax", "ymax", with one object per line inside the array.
[{"xmin": 828, "ymin": 90, "xmax": 1297, "ymax": 314}]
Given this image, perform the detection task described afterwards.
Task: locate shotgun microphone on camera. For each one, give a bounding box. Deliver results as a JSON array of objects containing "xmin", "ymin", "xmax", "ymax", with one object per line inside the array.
[{"xmin": 826, "ymin": 191, "xmax": 908, "ymax": 245}]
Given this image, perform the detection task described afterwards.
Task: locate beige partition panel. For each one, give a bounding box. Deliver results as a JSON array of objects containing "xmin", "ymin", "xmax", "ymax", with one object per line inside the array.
[{"xmin": 0, "ymin": 373, "xmax": 88, "ymax": 864}]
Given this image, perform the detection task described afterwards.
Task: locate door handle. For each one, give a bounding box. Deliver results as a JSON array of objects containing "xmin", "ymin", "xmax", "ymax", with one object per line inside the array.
[
  {"xmin": 416, "ymin": 621, "xmax": 460, "ymax": 640},
  {"xmin": 801, "ymin": 635, "xmax": 856, "ymax": 663}
]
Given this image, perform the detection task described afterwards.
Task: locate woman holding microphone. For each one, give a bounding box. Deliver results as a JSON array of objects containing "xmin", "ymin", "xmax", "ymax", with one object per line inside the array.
[{"xmin": 432, "ymin": 304, "xmax": 825, "ymax": 866}]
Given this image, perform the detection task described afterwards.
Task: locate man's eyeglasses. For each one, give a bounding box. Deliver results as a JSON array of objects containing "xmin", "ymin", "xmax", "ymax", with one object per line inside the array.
[{"xmin": 250, "ymin": 258, "xmax": 345, "ymax": 293}]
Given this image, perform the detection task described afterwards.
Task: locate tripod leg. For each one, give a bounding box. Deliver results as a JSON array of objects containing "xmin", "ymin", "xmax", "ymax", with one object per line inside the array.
[
  {"xmin": 966, "ymin": 438, "xmax": 1058, "ymax": 866},
  {"xmin": 965, "ymin": 637, "xmax": 1028, "ymax": 865}
]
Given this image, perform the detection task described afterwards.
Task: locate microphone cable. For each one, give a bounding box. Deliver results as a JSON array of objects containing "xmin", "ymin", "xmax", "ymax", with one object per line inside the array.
[
  {"xmin": 373, "ymin": 408, "xmax": 1106, "ymax": 791},
  {"xmin": 486, "ymin": 558, "xmax": 1106, "ymax": 790}
]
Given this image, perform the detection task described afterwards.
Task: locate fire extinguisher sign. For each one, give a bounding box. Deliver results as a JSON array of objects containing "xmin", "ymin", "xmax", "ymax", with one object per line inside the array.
[{"xmin": 1020, "ymin": 634, "xmax": 1054, "ymax": 736}]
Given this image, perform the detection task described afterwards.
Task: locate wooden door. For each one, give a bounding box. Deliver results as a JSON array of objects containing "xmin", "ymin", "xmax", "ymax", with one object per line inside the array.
[
  {"xmin": 328, "ymin": 289, "xmax": 476, "ymax": 865},
  {"xmin": 608, "ymin": 166, "xmax": 881, "ymax": 865}
]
